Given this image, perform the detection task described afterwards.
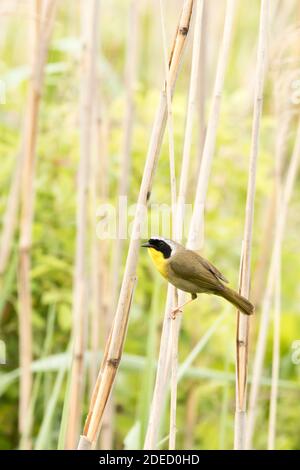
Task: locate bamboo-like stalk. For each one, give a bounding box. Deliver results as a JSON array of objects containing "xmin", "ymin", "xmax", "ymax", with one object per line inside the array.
[
  {"xmin": 267, "ymin": 74, "xmax": 291, "ymax": 450},
  {"xmin": 176, "ymin": 0, "xmax": 204, "ymax": 240},
  {"xmin": 145, "ymin": 0, "xmax": 205, "ymax": 449},
  {"xmin": 78, "ymin": 0, "xmax": 194, "ymax": 451},
  {"xmin": 143, "ymin": 288, "xmax": 173, "ymax": 449},
  {"xmin": 65, "ymin": 0, "xmax": 100, "ymax": 449},
  {"xmin": 145, "ymin": 0, "xmax": 235, "ymax": 450},
  {"xmin": 0, "ymin": 0, "xmax": 43, "ymax": 279},
  {"xmin": 196, "ymin": 0, "xmax": 208, "ymax": 167},
  {"xmin": 234, "ymin": 0, "xmax": 269, "ymax": 450},
  {"xmin": 90, "ymin": 98, "xmax": 109, "ymax": 391},
  {"xmin": 169, "ymin": 303, "xmax": 178, "ymax": 450},
  {"xmin": 18, "ymin": 0, "xmax": 57, "ymax": 449},
  {"xmin": 167, "ymin": 0, "xmax": 207, "ymax": 450},
  {"xmin": 159, "ymin": 0, "xmax": 180, "ymax": 451},
  {"xmin": 33, "ymin": 0, "xmax": 42, "ymax": 47},
  {"xmin": 90, "ymin": 107, "xmax": 112, "ymax": 450},
  {"xmin": 137, "ymin": 278, "xmax": 161, "ymax": 446},
  {"xmin": 246, "ymin": 24, "xmax": 298, "ymax": 448},
  {"xmin": 246, "ymin": 117, "xmax": 300, "ymax": 448},
  {"xmin": 158, "ymin": 0, "xmax": 178, "ymax": 450},
  {"xmin": 159, "ymin": 0, "xmax": 177, "ymax": 214}
]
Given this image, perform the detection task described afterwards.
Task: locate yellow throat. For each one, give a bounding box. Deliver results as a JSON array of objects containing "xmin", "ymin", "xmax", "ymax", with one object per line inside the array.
[{"xmin": 148, "ymin": 248, "xmax": 168, "ymax": 278}]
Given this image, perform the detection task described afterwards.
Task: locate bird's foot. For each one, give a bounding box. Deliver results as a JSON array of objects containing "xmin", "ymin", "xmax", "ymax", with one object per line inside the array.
[{"xmin": 169, "ymin": 307, "xmax": 183, "ymax": 320}]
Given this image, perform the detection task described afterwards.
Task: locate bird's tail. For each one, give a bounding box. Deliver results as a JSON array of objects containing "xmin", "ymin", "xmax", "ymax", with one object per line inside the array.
[{"xmin": 219, "ymin": 286, "xmax": 254, "ymax": 316}]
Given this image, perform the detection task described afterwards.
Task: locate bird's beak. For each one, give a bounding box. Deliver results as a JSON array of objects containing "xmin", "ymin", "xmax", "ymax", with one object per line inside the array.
[{"xmin": 141, "ymin": 241, "xmax": 151, "ymax": 248}]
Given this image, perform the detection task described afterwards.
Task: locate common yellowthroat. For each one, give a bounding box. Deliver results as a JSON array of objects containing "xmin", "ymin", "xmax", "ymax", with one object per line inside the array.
[{"xmin": 141, "ymin": 237, "xmax": 254, "ymax": 317}]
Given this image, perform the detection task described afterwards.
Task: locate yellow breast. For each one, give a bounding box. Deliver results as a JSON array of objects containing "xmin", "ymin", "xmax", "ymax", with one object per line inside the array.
[{"xmin": 148, "ymin": 248, "xmax": 168, "ymax": 278}]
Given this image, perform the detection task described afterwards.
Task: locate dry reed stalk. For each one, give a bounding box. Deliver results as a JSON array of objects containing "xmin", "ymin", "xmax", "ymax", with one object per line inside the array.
[
  {"xmin": 169, "ymin": 306, "xmax": 179, "ymax": 450},
  {"xmin": 80, "ymin": 275, "xmax": 136, "ymax": 449},
  {"xmin": 78, "ymin": 0, "xmax": 194, "ymax": 450},
  {"xmin": 158, "ymin": 0, "xmax": 178, "ymax": 450},
  {"xmin": 246, "ymin": 21, "xmax": 298, "ymax": 446},
  {"xmin": 0, "ymin": 0, "xmax": 42, "ymax": 279},
  {"xmin": 196, "ymin": 0, "xmax": 208, "ymax": 166},
  {"xmin": 99, "ymin": 396, "xmax": 114, "ymax": 450},
  {"xmin": 83, "ymin": 318, "xmax": 114, "ymax": 438},
  {"xmin": 145, "ymin": 0, "xmax": 205, "ymax": 449},
  {"xmin": 78, "ymin": 0, "xmax": 193, "ymax": 449},
  {"xmin": 166, "ymin": 0, "xmax": 205, "ymax": 450},
  {"xmin": 252, "ymin": 55, "xmax": 292, "ymax": 307},
  {"xmin": 176, "ymin": 0, "xmax": 204, "ymax": 240},
  {"xmin": 246, "ymin": 118, "xmax": 300, "ymax": 448},
  {"xmin": 18, "ymin": 0, "xmax": 57, "ymax": 449},
  {"xmin": 234, "ymin": 0, "xmax": 269, "ymax": 450},
  {"xmin": 174, "ymin": 0, "xmax": 235, "ymax": 446},
  {"xmin": 90, "ymin": 111, "xmax": 111, "ymax": 451},
  {"xmin": 145, "ymin": 0, "xmax": 235, "ymax": 450},
  {"xmin": 33, "ymin": 0, "xmax": 41, "ymax": 42},
  {"xmin": 266, "ymin": 60, "xmax": 293, "ymax": 449},
  {"xmin": 98, "ymin": 214, "xmax": 113, "ymax": 448},
  {"xmin": 159, "ymin": 0, "xmax": 177, "ymax": 211},
  {"xmin": 90, "ymin": 99, "xmax": 109, "ymax": 388},
  {"xmin": 65, "ymin": 0, "xmax": 100, "ymax": 449},
  {"xmin": 144, "ymin": 287, "xmax": 173, "ymax": 449}
]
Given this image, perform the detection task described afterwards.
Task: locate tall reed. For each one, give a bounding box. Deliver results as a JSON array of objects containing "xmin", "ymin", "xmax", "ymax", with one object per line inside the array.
[
  {"xmin": 246, "ymin": 117, "xmax": 300, "ymax": 448},
  {"xmin": 246, "ymin": 17, "xmax": 300, "ymax": 447},
  {"xmin": 18, "ymin": 0, "xmax": 57, "ymax": 448},
  {"xmin": 90, "ymin": 94, "xmax": 108, "ymax": 392},
  {"xmin": 234, "ymin": 0, "xmax": 269, "ymax": 450},
  {"xmin": 196, "ymin": 0, "xmax": 208, "ymax": 165},
  {"xmin": 145, "ymin": 0, "xmax": 236, "ymax": 449},
  {"xmin": 90, "ymin": 103, "xmax": 111, "ymax": 449},
  {"xmin": 78, "ymin": 0, "xmax": 194, "ymax": 450},
  {"xmin": 158, "ymin": 0, "xmax": 179, "ymax": 450},
  {"xmin": 65, "ymin": 0, "xmax": 100, "ymax": 449}
]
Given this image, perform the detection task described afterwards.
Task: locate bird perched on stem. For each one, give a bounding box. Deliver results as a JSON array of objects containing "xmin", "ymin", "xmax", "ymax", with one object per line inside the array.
[{"xmin": 141, "ymin": 237, "xmax": 254, "ymax": 319}]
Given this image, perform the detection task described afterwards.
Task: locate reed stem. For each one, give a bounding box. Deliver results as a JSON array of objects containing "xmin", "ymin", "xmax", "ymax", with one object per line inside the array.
[
  {"xmin": 79, "ymin": 0, "xmax": 194, "ymax": 450},
  {"xmin": 65, "ymin": 0, "xmax": 100, "ymax": 449},
  {"xmin": 234, "ymin": 0, "xmax": 269, "ymax": 450},
  {"xmin": 18, "ymin": 0, "xmax": 57, "ymax": 448}
]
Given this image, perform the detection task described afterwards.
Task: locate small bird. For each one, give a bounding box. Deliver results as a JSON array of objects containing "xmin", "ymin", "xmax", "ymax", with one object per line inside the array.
[{"xmin": 141, "ymin": 237, "xmax": 254, "ymax": 318}]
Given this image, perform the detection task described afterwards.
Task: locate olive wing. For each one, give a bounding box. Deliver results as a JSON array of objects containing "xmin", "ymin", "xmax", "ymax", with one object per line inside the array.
[
  {"xmin": 196, "ymin": 253, "xmax": 228, "ymax": 283},
  {"xmin": 169, "ymin": 250, "xmax": 226, "ymax": 292}
]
